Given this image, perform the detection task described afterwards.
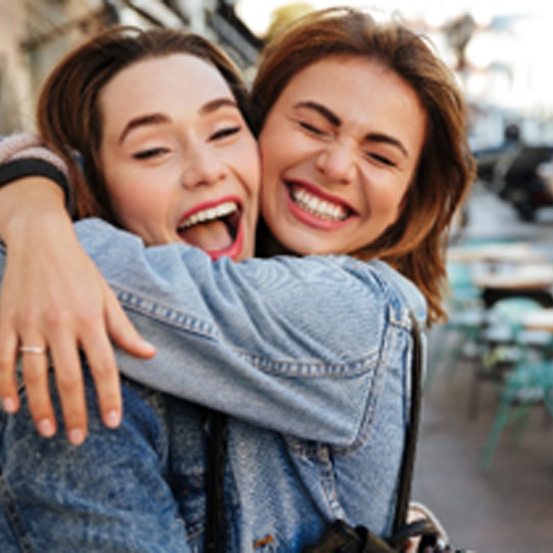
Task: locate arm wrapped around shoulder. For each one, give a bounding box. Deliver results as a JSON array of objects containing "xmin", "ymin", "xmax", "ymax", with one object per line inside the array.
[{"xmin": 0, "ymin": 132, "xmax": 70, "ymax": 206}]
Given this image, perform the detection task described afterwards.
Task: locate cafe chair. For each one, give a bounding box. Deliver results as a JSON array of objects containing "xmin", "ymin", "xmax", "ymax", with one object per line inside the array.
[
  {"xmin": 427, "ymin": 261, "xmax": 486, "ymax": 388},
  {"xmin": 479, "ymin": 354, "xmax": 553, "ymax": 469},
  {"xmin": 467, "ymin": 296, "xmax": 552, "ymax": 418}
]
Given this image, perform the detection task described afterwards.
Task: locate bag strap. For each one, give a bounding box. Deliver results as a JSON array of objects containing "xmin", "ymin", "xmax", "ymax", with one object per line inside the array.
[
  {"xmin": 389, "ymin": 312, "xmax": 423, "ymax": 545},
  {"xmin": 205, "ymin": 411, "xmax": 227, "ymax": 553}
]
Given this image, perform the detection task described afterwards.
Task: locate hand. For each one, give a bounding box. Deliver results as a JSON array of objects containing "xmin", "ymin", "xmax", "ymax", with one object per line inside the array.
[{"xmin": 0, "ymin": 178, "xmax": 156, "ymax": 445}]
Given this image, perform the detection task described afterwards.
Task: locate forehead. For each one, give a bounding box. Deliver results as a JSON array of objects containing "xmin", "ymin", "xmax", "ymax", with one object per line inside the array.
[
  {"xmin": 275, "ymin": 55, "xmax": 426, "ymax": 149},
  {"xmin": 281, "ymin": 55, "xmax": 422, "ymax": 112},
  {"xmin": 99, "ymin": 53, "xmax": 234, "ymax": 120}
]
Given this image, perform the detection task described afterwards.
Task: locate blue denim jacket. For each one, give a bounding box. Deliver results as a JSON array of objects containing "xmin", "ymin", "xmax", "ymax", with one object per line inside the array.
[{"xmin": 0, "ymin": 219, "xmax": 426, "ymax": 552}]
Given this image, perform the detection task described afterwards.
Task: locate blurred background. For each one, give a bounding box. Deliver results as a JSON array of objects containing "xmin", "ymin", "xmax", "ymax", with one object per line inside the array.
[{"xmin": 2, "ymin": 2, "xmax": 553, "ymax": 551}]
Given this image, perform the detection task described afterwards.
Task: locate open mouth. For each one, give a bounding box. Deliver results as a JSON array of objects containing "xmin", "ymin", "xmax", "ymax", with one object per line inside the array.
[
  {"xmin": 177, "ymin": 200, "xmax": 242, "ymax": 259},
  {"xmin": 286, "ymin": 182, "xmax": 352, "ymax": 222}
]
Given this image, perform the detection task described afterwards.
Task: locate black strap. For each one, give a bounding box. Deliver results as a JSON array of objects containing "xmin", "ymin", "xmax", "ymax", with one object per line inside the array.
[
  {"xmin": 0, "ymin": 158, "xmax": 73, "ymax": 213},
  {"xmin": 389, "ymin": 313, "xmax": 423, "ymax": 545},
  {"xmin": 205, "ymin": 411, "xmax": 227, "ymax": 553}
]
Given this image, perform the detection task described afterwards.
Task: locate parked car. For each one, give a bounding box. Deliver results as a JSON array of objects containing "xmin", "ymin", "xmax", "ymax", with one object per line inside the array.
[{"xmin": 474, "ymin": 144, "xmax": 553, "ymax": 221}]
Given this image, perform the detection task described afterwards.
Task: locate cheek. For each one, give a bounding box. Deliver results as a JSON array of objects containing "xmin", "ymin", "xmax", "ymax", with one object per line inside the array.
[
  {"xmin": 241, "ymin": 142, "xmax": 262, "ymax": 198},
  {"xmin": 368, "ymin": 172, "xmax": 411, "ymax": 216},
  {"xmin": 104, "ymin": 171, "xmax": 156, "ymax": 227}
]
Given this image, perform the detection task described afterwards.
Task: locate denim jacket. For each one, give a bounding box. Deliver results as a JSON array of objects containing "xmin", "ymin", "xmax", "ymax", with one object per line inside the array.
[{"xmin": 0, "ymin": 218, "xmax": 427, "ymax": 552}]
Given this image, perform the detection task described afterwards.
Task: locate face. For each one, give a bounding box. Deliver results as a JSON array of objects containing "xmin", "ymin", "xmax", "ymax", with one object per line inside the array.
[
  {"xmin": 258, "ymin": 56, "xmax": 427, "ymax": 255},
  {"xmin": 99, "ymin": 54, "xmax": 260, "ymax": 260}
]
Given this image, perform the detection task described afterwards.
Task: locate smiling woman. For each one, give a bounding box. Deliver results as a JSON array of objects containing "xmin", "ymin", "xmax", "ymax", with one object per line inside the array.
[
  {"xmin": 258, "ymin": 55, "xmax": 426, "ymax": 255},
  {"xmin": 96, "ymin": 54, "xmax": 259, "ymax": 258}
]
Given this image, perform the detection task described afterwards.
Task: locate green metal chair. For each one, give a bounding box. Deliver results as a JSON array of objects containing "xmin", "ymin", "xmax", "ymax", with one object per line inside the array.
[
  {"xmin": 480, "ymin": 356, "xmax": 553, "ymax": 469},
  {"xmin": 468, "ymin": 296, "xmax": 551, "ymax": 418},
  {"xmin": 426, "ymin": 261, "xmax": 486, "ymax": 388},
  {"xmin": 478, "ymin": 298, "xmax": 553, "ymax": 468}
]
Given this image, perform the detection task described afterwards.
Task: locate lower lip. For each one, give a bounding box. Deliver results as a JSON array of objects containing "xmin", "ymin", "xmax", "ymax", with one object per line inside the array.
[
  {"xmin": 285, "ymin": 186, "xmax": 352, "ymax": 230},
  {"xmin": 205, "ymin": 218, "xmax": 244, "ymax": 261}
]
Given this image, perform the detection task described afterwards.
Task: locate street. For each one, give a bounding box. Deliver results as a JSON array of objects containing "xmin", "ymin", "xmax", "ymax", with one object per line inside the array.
[{"xmin": 412, "ymin": 181, "xmax": 553, "ymax": 552}]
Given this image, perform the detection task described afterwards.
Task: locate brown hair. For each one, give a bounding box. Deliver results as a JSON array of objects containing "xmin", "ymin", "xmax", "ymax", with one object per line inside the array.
[
  {"xmin": 37, "ymin": 26, "xmax": 252, "ymax": 222},
  {"xmin": 252, "ymin": 7, "xmax": 476, "ymax": 323}
]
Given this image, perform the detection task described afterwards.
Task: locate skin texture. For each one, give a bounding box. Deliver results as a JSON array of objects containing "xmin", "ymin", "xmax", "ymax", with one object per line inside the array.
[
  {"xmin": 259, "ymin": 56, "xmax": 426, "ymax": 255},
  {"xmin": 99, "ymin": 54, "xmax": 259, "ymax": 259}
]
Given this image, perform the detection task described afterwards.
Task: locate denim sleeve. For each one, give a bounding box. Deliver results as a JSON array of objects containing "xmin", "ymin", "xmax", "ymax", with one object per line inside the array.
[{"xmin": 5, "ymin": 218, "xmax": 420, "ymax": 447}]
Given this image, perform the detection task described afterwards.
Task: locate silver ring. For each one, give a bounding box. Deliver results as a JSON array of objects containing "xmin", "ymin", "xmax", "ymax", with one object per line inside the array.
[{"xmin": 19, "ymin": 345, "xmax": 47, "ymax": 355}]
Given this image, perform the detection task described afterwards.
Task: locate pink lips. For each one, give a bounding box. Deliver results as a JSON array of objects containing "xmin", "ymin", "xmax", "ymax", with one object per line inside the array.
[{"xmin": 285, "ymin": 180, "xmax": 356, "ymax": 230}]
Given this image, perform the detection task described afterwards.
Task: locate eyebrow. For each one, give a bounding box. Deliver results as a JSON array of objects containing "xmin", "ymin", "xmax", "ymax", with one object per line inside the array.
[
  {"xmin": 118, "ymin": 97, "xmax": 239, "ymax": 144},
  {"xmin": 293, "ymin": 100, "xmax": 409, "ymax": 158},
  {"xmin": 119, "ymin": 114, "xmax": 168, "ymax": 144},
  {"xmin": 294, "ymin": 101, "xmax": 341, "ymax": 126}
]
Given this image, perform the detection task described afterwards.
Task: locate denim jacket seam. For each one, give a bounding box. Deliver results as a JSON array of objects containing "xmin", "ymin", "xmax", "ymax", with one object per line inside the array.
[
  {"xmin": 115, "ymin": 288, "xmax": 221, "ymax": 340},
  {"xmin": 240, "ymin": 350, "xmax": 381, "ymax": 377},
  {"xmin": 116, "ymin": 287, "xmax": 382, "ymax": 376},
  {"xmin": 285, "ymin": 441, "xmax": 346, "ymax": 519},
  {"xmin": 330, "ymin": 306, "xmax": 404, "ymax": 455}
]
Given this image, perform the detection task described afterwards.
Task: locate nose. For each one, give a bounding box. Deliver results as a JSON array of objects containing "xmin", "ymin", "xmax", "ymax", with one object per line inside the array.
[
  {"xmin": 315, "ymin": 140, "xmax": 356, "ymax": 185},
  {"xmin": 181, "ymin": 144, "xmax": 225, "ymax": 189}
]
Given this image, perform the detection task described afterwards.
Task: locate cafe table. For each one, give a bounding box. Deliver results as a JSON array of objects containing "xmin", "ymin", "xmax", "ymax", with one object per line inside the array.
[
  {"xmin": 521, "ymin": 308, "xmax": 553, "ymax": 332},
  {"xmin": 472, "ymin": 264, "xmax": 553, "ymax": 291},
  {"xmin": 447, "ymin": 242, "xmax": 548, "ymax": 265}
]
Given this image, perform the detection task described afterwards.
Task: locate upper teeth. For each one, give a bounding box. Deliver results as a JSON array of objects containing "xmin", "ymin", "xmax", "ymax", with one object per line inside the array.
[
  {"xmin": 291, "ymin": 188, "xmax": 348, "ymax": 221},
  {"xmin": 179, "ymin": 201, "xmax": 238, "ymax": 229}
]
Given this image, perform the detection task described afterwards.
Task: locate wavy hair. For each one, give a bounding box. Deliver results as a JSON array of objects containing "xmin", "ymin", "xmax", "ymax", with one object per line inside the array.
[
  {"xmin": 252, "ymin": 7, "xmax": 476, "ymax": 322},
  {"xmin": 37, "ymin": 26, "xmax": 252, "ymax": 222}
]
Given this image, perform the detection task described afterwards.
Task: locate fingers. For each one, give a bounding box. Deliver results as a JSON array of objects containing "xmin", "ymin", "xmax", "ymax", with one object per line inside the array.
[
  {"xmin": 0, "ymin": 328, "xmax": 20, "ymax": 414},
  {"xmin": 20, "ymin": 339, "xmax": 57, "ymax": 438},
  {"xmin": 80, "ymin": 327, "xmax": 123, "ymax": 431},
  {"xmin": 48, "ymin": 336, "xmax": 88, "ymax": 446},
  {"xmin": 105, "ymin": 287, "xmax": 156, "ymax": 359}
]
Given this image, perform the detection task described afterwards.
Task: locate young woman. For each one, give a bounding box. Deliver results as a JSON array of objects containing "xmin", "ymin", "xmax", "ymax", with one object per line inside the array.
[{"xmin": 0, "ymin": 8, "xmax": 474, "ymax": 551}]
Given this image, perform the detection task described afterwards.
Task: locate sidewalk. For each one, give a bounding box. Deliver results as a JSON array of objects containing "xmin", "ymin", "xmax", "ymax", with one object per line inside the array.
[{"xmin": 412, "ymin": 316, "xmax": 553, "ymax": 552}]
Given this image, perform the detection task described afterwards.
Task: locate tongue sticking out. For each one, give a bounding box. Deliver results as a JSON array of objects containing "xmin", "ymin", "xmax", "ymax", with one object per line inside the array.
[{"xmin": 179, "ymin": 220, "xmax": 233, "ymax": 252}]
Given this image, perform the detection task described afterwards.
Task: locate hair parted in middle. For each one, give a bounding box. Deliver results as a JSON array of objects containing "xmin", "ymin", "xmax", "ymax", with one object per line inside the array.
[
  {"xmin": 252, "ymin": 7, "xmax": 476, "ymax": 322},
  {"xmin": 37, "ymin": 26, "xmax": 252, "ymax": 222}
]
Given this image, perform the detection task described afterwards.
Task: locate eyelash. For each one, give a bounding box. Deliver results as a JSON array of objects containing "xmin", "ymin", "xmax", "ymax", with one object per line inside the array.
[
  {"xmin": 367, "ymin": 152, "xmax": 396, "ymax": 167},
  {"xmin": 210, "ymin": 126, "xmax": 241, "ymax": 141},
  {"xmin": 132, "ymin": 147, "xmax": 168, "ymax": 160},
  {"xmin": 298, "ymin": 121, "xmax": 326, "ymax": 136}
]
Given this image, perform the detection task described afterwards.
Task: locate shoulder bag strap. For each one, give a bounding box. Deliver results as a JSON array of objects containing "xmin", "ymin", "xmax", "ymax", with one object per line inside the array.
[{"xmin": 391, "ymin": 313, "xmax": 423, "ymax": 537}]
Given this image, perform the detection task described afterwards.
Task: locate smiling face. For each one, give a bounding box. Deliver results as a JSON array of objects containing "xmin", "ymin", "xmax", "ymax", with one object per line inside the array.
[
  {"xmin": 98, "ymin": 53, "xmax": 260, "ymax": 260},
  {"xmin": 258, "ymin": 55, "xmax": 427, "ymax": 256}
]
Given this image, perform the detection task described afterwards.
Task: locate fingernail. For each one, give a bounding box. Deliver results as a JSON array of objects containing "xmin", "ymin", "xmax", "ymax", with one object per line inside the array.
[
  {"xmin": 2, "ymin": 397, "xmax": 16, "ymax": 413},
  {"xmin": 105, "ymin": 410, "xmax": 121, "ymax": 428},
  {"xmin": 143, "ymin": 340, "xmax": 156, "ymax": 352},
  {"xmin": 38, "ymin": 419, "xmax": 56, "ymax": 438},
  {"xmin": 68, "ymin": 428, "xmax": 85, "ymax": 446}
]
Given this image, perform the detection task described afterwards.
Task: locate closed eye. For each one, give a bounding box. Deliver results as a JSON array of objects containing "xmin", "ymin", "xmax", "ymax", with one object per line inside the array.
[
  {"xmin": 298, "ymin": 120, "xmax": 326, "ymax": 136},
  {"xmin": 210, "ymin": 126, "xmax": 241, "ymax": 141},
  {"xmin": 132, "ymin": 147, "xmax": 169, "ymax": 160},
  {"xmin": 367, "ymin": 152, "xmax": 397, "ymax": 167}
]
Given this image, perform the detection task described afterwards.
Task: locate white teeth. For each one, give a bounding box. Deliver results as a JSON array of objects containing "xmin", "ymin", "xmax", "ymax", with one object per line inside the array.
[
  {"xmin": 291, "ymin": 188, "xmax": 348, "ymax": 221},
  {"xmin": 179, "ymin": 201, "xmax": 238, "ymax": 229}
]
